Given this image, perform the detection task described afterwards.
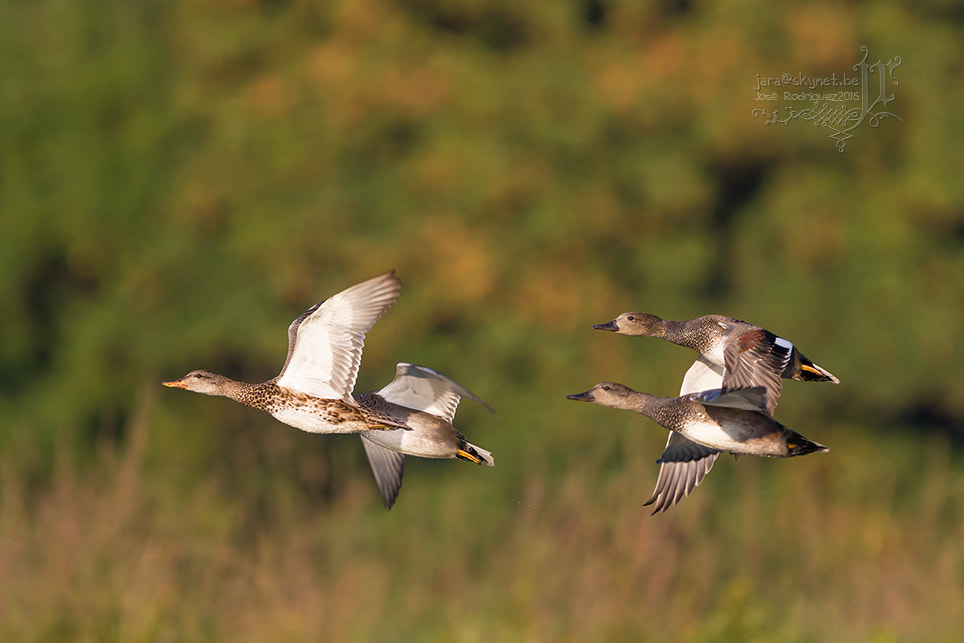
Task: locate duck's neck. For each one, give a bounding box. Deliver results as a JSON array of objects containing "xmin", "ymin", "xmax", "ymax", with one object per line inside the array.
[
  {"xmin": 618, "ymin": 390, "xmax": 660, "ymax": 415},
  {"xmin": 643, "ymin": 397, "xmax": 684, "ymax": 429},
  {"xmin": 632, "ymin": 393, "xmax": 687, "ymax": 426},
  {"xmin": 661, "ymin": 319, "xmax": 702, "ymax": 350},
  {"xmin": 222, "ymin": 379, "xmax": 273, "ymax": 409}
]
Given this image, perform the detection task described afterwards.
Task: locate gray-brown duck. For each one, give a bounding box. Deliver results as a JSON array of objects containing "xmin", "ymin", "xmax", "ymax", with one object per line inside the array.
[
  {"xmin": 355, "ymin": 363, "xmax": 496, "ymax": 509},
  {"xmin": 592, "ymin": 313, "xmax": 838, "ymax": 414},
  {"xmin": 592, "ymin": 312, "xmax": 838, "ymax": 511},
  {"xmin": 567, "ymin": 382, "xmax": 828, "ymax": 513}
]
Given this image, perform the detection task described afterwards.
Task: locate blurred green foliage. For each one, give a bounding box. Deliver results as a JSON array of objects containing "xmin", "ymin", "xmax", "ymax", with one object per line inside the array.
[{"xmin": 1, "ymin": 0, "xmax": 963, "ymax": 640}]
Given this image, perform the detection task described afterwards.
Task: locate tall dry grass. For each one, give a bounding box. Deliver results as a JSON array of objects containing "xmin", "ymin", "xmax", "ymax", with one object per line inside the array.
[{"xmin": 1, "ymin": 387, "xmax": 962, "ymax": 643}]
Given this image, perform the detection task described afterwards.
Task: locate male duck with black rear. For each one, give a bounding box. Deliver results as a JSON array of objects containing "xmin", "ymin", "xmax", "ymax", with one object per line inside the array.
[
  {"xmin": 355, "ymin": 363, "xmax": 496, "ymax": 509},
  {"xmin": 162, "ymin": 271, "xmax": 410, "ymax": 434},
  {"xmin": 567, "ymin": 383, "xmax": 829, "ymax": 512},
  {"xmin": 592, "ymin": 313, "xmax": 839, "ymax": 414},
  {"xmin": 591, "ymin": 312, "xmax": 838, "ymax": 512}
]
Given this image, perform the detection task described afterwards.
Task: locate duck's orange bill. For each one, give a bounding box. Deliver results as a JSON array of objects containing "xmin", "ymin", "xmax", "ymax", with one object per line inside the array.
[{"xmin": 162, "ymin": 380, "xmax": 187, "ymax": 388}]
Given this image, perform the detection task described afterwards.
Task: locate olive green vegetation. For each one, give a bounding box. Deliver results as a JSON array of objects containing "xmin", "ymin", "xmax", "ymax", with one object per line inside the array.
[{"xmin": 1, "ymin": 0, "xmax": 962, "ymax": 640}]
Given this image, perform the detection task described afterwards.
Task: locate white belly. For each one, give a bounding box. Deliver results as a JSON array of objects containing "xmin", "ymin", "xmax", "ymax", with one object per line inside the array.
[
  {"xmin": 679, "ymin": 417, "xmax": 749, "ymax": 453},
  {"xmin": 270, "ymin": 406, "xmax": 372, "ymax": 435},
  {"xmin": 678, "ymin": 414, "xmax": 785, "ymax": 457},
  {"xmin": 361, "ymin": 428, "xmax": 454, "ymax": 459}
]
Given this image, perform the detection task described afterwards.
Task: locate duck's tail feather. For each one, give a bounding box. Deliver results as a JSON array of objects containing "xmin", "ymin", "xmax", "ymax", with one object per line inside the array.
[
  {"xmin": 456, "ymin": 441, "xmax": 495, "ymax": 467},
  {"xmin": 797, "ymin": 359, "xmax": 839, "ymax": 384},
  {"xmin": 785, "ymin": 431, "xmax": 830, "ymax": 457}
]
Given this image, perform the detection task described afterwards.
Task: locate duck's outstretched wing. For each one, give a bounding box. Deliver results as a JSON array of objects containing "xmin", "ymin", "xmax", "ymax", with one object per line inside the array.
[
  {"xmin": 360, "ymin": 434, "xmax": 406, "ymax": 510},
  {"xmin": 720, "ymin": 325, "xmax": 792, "ymax": 415},
  {"xmin": 689, "ymin": 386, "xmax": 770, "ymax": 413},
  {"xmin": 679, "ymin": 356, "xmax": 724, "ymax": 396},
  {"xmin": 644, "ymin": 433, "xmax": 720, "ymax": 514},
  {"xmin": 376, "ymin": 363, "xmax": 495, "ymax": 423},
  {"xmin": 275, "ymin": 271, "xmax": 401, "ymax": 401}
]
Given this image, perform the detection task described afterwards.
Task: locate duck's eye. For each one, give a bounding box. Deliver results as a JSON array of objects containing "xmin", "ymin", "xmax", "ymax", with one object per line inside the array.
[
  {"xmin": 602, "ymin": 385, "xmax": 611, "ymax": 391},
  {"xmin": 627, "ymin": 315, "xmax": 634, "ymax": 321}
]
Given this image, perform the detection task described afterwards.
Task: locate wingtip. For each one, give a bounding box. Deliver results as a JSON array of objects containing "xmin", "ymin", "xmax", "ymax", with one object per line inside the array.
[
  {"xmin": 367, "ymin": 269, "xmax": 401, "ymax": 292},
  {"xmin": 458, "ymin": 386, "xmax": 498, "ymax": 417},
  {"xmin": 642, "ymin": 497, "xmax": 667, "ymax": 516}
]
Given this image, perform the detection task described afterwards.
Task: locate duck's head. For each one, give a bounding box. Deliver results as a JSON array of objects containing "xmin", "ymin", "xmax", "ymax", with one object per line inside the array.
[
  {"xmin": 162, "ymin": 370, "xmax": 232, "ymax": 396},
  {"xmin": 567, "ymin": 382, "xmax": 638, "ymax": 406},
  {"xmin": 592, "ymin": 312, "xmax": 666, "ymax": 336}
]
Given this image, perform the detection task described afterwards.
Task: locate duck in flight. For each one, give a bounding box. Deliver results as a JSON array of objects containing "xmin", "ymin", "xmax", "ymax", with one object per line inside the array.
[
  {"xmin": 356, "ymin": 363, "xmax": 496, "ymax": 509},
  {"xmin": 163, "ymin": 271, "xmax": 495, "ymax": 508},
  {"xmin": 590, "ymin": 313, "xmax": 838, "ymax": 512},
  {"xmin": 567, "ymin": 383, "xmax": 829, "ymax": 513},
  {"xmin": 592, "ymin": 313, "xmax": 838, "ymax": 414},
  {"xmin": 162, "ymin": 271, "xmax": 408, "ymax": 434}
]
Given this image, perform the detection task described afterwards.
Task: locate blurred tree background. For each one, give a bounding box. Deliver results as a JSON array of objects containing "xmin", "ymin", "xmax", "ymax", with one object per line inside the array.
[{"xmin": 1, "ymin": 0, "xmax": 962, "ymax": 641}]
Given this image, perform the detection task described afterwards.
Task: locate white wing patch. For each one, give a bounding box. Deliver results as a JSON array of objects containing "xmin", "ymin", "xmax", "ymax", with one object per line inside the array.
[{"xmin": 774, "ymin": 337, "xmax": 793, "ymax": 351}]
